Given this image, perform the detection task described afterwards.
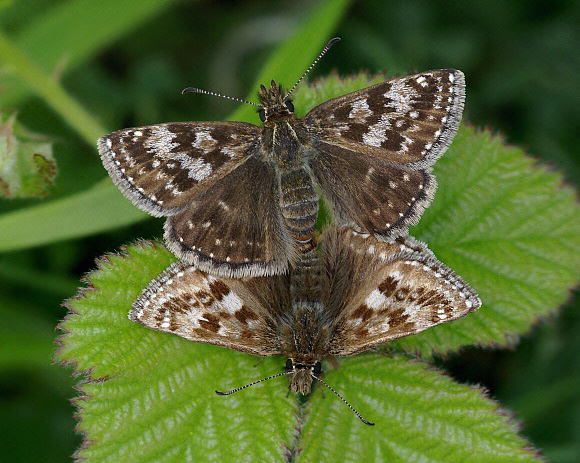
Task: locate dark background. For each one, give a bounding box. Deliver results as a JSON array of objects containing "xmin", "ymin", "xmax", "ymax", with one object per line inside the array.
[{"xmin": 0, "ymin": 0, "xmax": 578, "ymax": 461}]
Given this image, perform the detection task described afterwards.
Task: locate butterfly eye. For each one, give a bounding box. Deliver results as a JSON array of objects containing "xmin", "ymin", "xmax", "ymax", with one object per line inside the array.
[
  {"xmin": 284, "ymin": 99, "xmax": 294, "ymax": 112},
  {"xmin": 313, "ymin": 361, "xmax": 322, "ymax": 375},
  {"xmin": 258, "ymin": 108, "xmax": 266, "ymax": 122},
  {"xmin": 285, "ymin": 359, "xmax": 294, "ymax": 371}
]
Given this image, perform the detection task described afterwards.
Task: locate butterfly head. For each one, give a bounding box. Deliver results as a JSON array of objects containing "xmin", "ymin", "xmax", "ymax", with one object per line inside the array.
[
  {"xmin": 286, "ymin": 358, "xmax": 322, "ymax": 395},
  {"xmin": 257, "ymin": 80, "xmax": 295, "ymax": 123}
]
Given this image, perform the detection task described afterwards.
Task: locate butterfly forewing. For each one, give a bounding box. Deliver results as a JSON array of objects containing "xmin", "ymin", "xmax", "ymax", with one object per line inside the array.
[
  {"xmin": 306, "ymin": 70, "xmax": 465, "ymax": 167},
  {"xmin": 131, "ymin": 262, "xmax": 285, "ymax": 356},
  {"xmin": 324, "ymin": 229, "xmax": 481, "ymax": 356},
  {"xmin": 99, "ymin": 121, "xmax": 258, "ymax": 217},
  {"xmin": 306, "ymin": 70, "xmax": 464, "ymax": 238}
]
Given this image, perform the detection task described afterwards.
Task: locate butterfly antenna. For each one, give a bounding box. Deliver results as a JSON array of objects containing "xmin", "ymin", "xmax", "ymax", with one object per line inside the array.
[
  {"xmin": 182, "ymin": 87, "xmax": 260, "ymax": 107},
  {"xmin": 215, "ymin": 371, "xmax": 292, "ymax": 396},
  {"xmin": 311, "ymin": 373, "xmax": 375, "ymax": 426},
  {"xmin": 284, "ymin": 37, "xmax": 341, "ymax": 100}
]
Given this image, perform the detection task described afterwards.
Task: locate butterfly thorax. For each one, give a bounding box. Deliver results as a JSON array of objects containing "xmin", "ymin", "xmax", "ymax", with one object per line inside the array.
[{"xmin": 257, "ymin": 81, "xmax": 320, "ymax": 248}]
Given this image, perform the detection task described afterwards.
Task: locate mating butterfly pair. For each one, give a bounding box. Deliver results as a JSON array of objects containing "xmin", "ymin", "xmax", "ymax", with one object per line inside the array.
[{"xmin": 98, "ymin": 38, "xmax": 480, "ymax": 425}]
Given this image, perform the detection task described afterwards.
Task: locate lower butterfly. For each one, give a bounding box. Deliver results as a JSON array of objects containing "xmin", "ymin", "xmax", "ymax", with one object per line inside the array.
[{"xmin": 130, "ymin": 227, "xmax": 481, "ymax": 425}]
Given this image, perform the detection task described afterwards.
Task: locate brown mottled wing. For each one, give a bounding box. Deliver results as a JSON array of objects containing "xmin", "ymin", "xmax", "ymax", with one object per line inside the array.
[
  {"xmin": 307, "ymin": 70, "xmax": 465, "ymax": 238},
  {"xmin": 322, "ymin": 228, "xmax": 481, "ymax": 356},
  {"xmin": 306, "ymin": 70, "xmax": 465, "ymax": 168},
  {"xmin": 98, "ymin": 121, "xmax": 259, "ymax": 217},
  {"xmin": 131, "ymin": 262, "xmax": 290, "ymax": 356},
  {"xmin": 164, "ymin": 155, "xmax": 296, "ymax": 278}
]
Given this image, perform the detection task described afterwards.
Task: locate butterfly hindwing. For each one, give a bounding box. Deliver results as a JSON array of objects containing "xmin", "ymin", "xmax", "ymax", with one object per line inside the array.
[
  {"xmin": 324, "ymin": 229, "xmax": 481, "ymax": 356},
  {"xmin": 131, "ymin": 262, "xmax": 285, "ymax": 356},
  {"xmin": 312, "ymin": 144, "xmax": 435, "ymax": 237},
  {"xmin": 164, "ymin": 155, "xmax": 296, "ymax": 278}
]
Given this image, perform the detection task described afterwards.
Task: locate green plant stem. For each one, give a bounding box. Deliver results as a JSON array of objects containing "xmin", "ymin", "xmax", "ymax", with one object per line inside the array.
[{"xmin": 0, "ymin": 29, "xmax": 106, "ymax": 145}]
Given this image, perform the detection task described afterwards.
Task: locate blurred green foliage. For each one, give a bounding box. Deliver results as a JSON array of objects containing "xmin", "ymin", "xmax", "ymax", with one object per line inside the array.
[{"xmin": 0, "ymin": 0, "xmax": 578, "ymax": 461}]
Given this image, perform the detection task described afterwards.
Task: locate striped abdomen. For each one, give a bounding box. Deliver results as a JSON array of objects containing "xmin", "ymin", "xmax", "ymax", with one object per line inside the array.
[{"xmin": 278, "ymin": 165, "xmax": 319, "ymax": 253}]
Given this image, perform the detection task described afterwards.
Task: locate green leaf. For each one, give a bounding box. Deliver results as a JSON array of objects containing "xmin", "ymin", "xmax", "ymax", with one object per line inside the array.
[
  {"xmin": 393, "ymin": 125, "xmax": 580, "ymax": 356},
  {"xmin": 57, "ymin": 242, "xmax": 542, "ymax": 462},
  {"xmin": 298, "ymin": 355, "xmax": 541, "ymax": 463},
  {"xmin": 57, "ymin": 242, "xmax": 297, "ymax": 462},
  {"xmin": 0, "ymin": 178, "xmax": 146, "ymax": 252},
  {"xmin": 56, "ymin": 69, "xmax": 578, "ymax": 462}
]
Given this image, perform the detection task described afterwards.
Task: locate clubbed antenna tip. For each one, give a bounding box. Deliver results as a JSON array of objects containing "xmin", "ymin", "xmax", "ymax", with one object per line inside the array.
[
  {"xmin": 284, "ymin": 37, "xmax": 341, "ymax": 99},
  {"xmin": 312, "ymin": 373, "xmax": 374, "ymax": 426}
]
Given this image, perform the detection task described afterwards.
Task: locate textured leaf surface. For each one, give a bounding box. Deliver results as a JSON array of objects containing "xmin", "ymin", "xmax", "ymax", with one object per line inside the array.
[
  {"xmin": 57, "ymin": 242, "xmax": 297, "ymax": 462},
  {"xmin": 394, "ymin": 126, "xmax": 580, "ymax": 356},
  {"xmin": 297, "ymin": 355, "xmax": 541, "ymax": 463},
  {"xmin": 57, "ymin": 243, "xmax": 543, "ymax": 462}
]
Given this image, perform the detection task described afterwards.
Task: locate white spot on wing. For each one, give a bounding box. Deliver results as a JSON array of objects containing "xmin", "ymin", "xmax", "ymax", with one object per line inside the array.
[
  {"xmin": 362, "ymin": 114, "xmax": 391, "ymax": 147},
  {"xmin": 222, "ymin": 291, "xmax": 243, "ymax": 313},
  {"xmin": 192, "ymin": 130, "xmax": 216, "ymax": 150},
  {"xmin": 384, "ymin": 78, "xmax": 417, "ymax": 113},
  {"xmin": 173, "ymin": 154, "xmax": 213, "ymax": 182},
  {"xmin": 348, "ymin": 98, "xmax": 372, "ymax": 121},
  {"xmin": 366, "ymin": 289, "xmax": 387, "ymax": 309}
]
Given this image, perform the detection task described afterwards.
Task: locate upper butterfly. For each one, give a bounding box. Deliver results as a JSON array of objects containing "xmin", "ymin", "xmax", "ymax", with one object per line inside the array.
[{"xmin": 98, "ymin": 38, "xmax": 465, "ymax": 278}]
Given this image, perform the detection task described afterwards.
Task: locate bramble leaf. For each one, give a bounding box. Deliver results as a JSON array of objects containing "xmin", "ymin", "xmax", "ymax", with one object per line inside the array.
[{"xmin": 56, "ymin": 46, "xmax": 579, "ymax": 463}]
